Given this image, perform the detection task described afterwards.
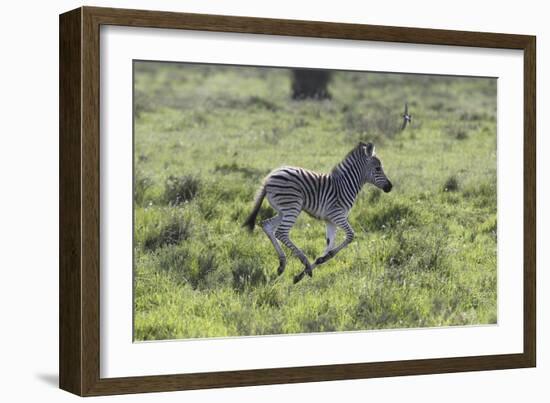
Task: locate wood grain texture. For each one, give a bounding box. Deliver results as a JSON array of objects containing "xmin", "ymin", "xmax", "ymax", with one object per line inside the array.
[
  {"xmin": 59, "ymin": 8, "xmax": 83, "ymax": 396},
  {"xmin": 81, "ymin": 6, "xmax": 102, "ymax": 396},
  {"xmin": 86, "ymin": 6, "xmax": 532, "ymax": 49},
  {"xmin": 523, "ymin": 38, "xmax": 536, "ymax": 367},
  {"xmin": 59, "ymin": 6, "xmax": 537, "ymax": 396},
  {"xmin": 86, "ymin": 354, "xmax": 530, "ymax": 396}
]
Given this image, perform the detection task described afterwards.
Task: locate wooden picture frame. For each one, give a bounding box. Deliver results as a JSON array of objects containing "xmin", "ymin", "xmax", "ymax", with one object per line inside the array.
[{"xmin": 59, "ymin": 6, "xmax": 536, "ymax": 396}]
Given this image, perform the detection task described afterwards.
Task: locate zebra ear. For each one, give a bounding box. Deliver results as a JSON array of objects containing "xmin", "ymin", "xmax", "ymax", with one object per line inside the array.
[{"xmin": 364, "ymin": 142, "xmax": 375, "ymax": 157}]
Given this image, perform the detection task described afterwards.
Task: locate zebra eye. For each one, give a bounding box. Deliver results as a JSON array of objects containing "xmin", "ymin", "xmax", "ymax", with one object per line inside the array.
[{"xmin": 375, "ymin": 167, "xmax": 381, "ymax": 172}]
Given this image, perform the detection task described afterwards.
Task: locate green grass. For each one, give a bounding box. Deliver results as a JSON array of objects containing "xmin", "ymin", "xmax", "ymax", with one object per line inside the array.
[{"xmin": 133, "ymin": 62, "xmax": 497, "ymax": 341}]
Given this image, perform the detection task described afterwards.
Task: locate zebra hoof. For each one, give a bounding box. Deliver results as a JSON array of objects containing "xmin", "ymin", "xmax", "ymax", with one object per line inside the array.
[
  {"xmin": 315, "ymin": 251, "xmax": 333, "ymax": 265},
  {"xmin": 293, "ymin": 272, "xmax": 305, "ymax": 284},
  {"xmin": 314, "ymin": 256, "xmax": 326, "ymax": 265},
  {"xmin": 277, "ymin": 264, "xmax": 285, "ymax": 276}
]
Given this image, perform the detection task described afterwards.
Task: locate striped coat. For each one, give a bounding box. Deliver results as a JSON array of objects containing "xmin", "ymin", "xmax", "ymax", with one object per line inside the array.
[{"xmin": 243, "ymin": 142, "xmax": 392, "ymax": 283}]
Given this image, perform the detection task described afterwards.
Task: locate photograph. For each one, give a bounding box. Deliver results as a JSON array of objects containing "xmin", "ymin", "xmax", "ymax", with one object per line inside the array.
[{"xmin": 132, "ymin": 60, "xmax": 497, "ymax": 341}]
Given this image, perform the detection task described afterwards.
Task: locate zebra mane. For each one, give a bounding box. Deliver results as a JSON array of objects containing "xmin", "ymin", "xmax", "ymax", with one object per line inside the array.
[{"xmin": 330, "ymin": 143, "xmax": 364, "ymax": 176}]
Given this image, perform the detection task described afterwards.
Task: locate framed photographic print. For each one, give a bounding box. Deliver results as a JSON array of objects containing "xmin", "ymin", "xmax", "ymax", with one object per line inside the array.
[{"xmin": 59, "ymin": 6, "xmax": 536, "ymax": 396}]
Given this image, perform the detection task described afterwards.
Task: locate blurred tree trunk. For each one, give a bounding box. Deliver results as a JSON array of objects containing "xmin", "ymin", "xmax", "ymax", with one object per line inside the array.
[{"xmin": 291, "ymin": 69, "xmax": 331, "ymax": 100}]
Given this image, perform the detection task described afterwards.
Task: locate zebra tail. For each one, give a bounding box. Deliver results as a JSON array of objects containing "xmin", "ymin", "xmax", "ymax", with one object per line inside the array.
[{"xmin": 242, "ymin": 186, "xmax": 266, "ymax": 232}]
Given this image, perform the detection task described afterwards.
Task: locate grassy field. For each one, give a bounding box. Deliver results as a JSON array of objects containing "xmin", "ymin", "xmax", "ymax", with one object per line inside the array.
[{"xmin": 133, "ymin": 62, "xmax": 497, "ymax": 341}]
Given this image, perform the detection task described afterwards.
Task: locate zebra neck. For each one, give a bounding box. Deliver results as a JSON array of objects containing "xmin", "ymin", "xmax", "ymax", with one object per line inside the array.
[{"xmin": 331, "ymin": 158, "xmax": 367, "ymax": 208}]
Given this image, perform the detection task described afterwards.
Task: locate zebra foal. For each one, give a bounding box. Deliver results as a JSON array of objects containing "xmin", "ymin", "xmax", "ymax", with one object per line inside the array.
[{"xmin": 243, "ymin": 142, "xmax": 392, "ymax": 284}]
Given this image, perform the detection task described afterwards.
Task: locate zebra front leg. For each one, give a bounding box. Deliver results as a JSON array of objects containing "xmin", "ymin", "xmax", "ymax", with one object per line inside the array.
[
  {"xmin": 313, "ymin": 217, "xmax": 355, "ymax": 266},
  {"xmin": 261, "ymin": 214, "xmax": 287, "ymax": 275},
  {"xmin": 312, "ymin": 222, "xmax": 337, "ymax": 269}
]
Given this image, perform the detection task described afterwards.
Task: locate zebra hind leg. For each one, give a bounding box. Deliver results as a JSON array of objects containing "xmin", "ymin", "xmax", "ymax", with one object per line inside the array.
[
  {"xmin": 274, "ymin": 215, "xmax": 313, "ymax": 283},
  {"xmin": 276, "ymin": 230, "xmax": 313, "ymax": 283},
  {"xmin": 261, "ymin": 214, "xmax": 287, "ymax": 275}
]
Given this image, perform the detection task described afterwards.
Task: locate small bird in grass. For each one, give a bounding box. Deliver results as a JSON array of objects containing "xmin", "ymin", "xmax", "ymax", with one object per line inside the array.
[{"xmin": 401, "ymin": 102, "xmax": 412, "ymax": 130}]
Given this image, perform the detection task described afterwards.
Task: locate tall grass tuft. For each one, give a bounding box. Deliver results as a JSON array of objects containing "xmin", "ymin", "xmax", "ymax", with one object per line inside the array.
[
  {"xmin": 443, "ymin": 176, "xmax": 459, "ymax": 192},
  {"xmin": 232, "ymin": 262, "xmax": 268, "ymax": 292},
  {"xmin": 164, "ymin": 175, "xmax": 201, "ymax": 205},
  {"xmin": 143, "ymin": 216, "xmax": 192, "ymax": 251},
  {"xmin": 134, "ymin": 169, "xmax": 152, "ymax": 206}
]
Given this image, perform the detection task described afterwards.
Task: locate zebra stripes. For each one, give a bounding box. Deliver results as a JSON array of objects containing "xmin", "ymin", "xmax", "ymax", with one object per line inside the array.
[{"xmin": 243, "ymin": 142, "xmax": 392, "ymax": 283}]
